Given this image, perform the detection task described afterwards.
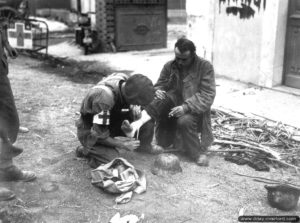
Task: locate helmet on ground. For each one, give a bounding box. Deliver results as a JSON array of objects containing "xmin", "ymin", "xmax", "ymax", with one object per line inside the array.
[
  {"xmin": 265, "ymin": 184, "xmax": 300, "ymax": 211},
  {"xmin": 151, "ymin": 153, "xmax": 182, "ymax": 176}
]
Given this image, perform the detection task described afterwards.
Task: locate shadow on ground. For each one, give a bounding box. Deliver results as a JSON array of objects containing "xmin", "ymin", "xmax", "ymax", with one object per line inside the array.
[{"xmin": 20, "ymin": 51, "xmax": 133, "ymax": 84}]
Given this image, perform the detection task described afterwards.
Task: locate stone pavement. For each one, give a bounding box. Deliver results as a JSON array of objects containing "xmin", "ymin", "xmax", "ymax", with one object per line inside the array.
[
  {"xmin": 48, "ymin": 41, "xmax": 300, "ymax": 129},
  {"xmin": 214, "ymin": 78, "xmax": 300, "ymax": 129}
]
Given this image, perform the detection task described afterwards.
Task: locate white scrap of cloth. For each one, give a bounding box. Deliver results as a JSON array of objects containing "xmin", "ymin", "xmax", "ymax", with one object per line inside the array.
[
  {"xmin": 109, "ymin": 212, "xmax": 144, "ymax": 223},
  {"xmin": 91, "ymin": 158, "xmax": 146, "ymax": 204}
]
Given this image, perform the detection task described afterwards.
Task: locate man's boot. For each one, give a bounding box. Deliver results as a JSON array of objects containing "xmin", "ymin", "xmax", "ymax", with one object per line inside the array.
[
  {"xmin": 0, "ymin": 187, "xmax": 15, "ymax": 201},
  {"xmin": 196, "ymin": 154, "xmax": 209, "ymax": 167},
  {"xmin": 0, "ymin": 165, "xmax": 36, "ymax": 182},
  {"xmin": 0, "ymin": 132, "xmax": 23, "ymax": 159}
]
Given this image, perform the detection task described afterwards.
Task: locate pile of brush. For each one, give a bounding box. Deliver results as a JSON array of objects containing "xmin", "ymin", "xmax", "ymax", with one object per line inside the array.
[{"xmin": 210, "ymin": 107, "xmax": 300, "ymax": 171}]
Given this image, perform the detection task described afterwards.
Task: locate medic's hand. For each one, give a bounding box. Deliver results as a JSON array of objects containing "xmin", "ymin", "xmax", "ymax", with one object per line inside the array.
[
  {"xmin": 122, "ymin": 140, "xmax": 140, "ymax": 151},
  {"xmin": 155, "ymin": 89, "xmax": 167, "ymax": 100},
  {"xmin": 115, "ymin": 137, "xmax": 140, "ymax": 151}
]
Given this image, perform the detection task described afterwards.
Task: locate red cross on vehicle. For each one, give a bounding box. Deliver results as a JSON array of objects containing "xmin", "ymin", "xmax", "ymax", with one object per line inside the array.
[{"xmin": 8, "ymin": 22, "xmax": 32, "ymax": 49}]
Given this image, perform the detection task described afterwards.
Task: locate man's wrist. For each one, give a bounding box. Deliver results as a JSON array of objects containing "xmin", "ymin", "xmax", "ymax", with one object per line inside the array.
[
  {"xmin": 155, "ymin": 87, "xmax": 164, "ymax": 91},
  {"xmin": 182, "ymin": 104, "xmax": 190, "ymax": 113}
]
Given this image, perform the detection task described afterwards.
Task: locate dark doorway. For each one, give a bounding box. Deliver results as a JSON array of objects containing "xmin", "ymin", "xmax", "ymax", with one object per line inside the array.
[{"xmin": 284, "ymin": 0, "xmax": 300, "ymax": 89}]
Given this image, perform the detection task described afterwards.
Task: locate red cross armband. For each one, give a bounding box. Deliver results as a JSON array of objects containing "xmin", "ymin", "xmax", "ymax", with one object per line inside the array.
[{"xmin": 93, "ymin": 111, "xmax": 110, "ymax": 125}]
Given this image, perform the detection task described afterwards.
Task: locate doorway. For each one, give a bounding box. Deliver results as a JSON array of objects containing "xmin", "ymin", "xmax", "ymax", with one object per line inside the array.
[{"xmin": 284, "ymin": 0, "xmax": 300, "ymax": 89}]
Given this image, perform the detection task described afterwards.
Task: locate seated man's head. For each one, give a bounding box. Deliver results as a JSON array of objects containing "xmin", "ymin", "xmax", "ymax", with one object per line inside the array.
[
  {"xmin": 123, "ymin": 74, "xmax": 155, "ymax": 106},
  {"xmin": 174, "ymin": 37, "xmax": 196, "ymax": 69}
]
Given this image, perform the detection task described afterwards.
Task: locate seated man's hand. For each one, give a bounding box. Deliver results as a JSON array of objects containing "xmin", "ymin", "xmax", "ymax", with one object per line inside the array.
[
  {"xmin": 155, "ymin": 89, "xmax": 166, "ymax": 100},
  {"xmin": 169, "ymin": 106, "xmax": 185, "ymax": 118}
]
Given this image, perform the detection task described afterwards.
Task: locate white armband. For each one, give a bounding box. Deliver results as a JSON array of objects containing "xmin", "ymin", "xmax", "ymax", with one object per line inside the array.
[{"xmin": 93, "ymin": 110, "xmax": 110, "ymax": 125}]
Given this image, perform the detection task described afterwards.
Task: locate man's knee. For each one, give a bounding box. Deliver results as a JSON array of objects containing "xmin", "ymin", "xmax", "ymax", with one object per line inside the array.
[
  {"xmin": 155, "ymin": 119, "xmax": 176, "ymax": 147},
  {"xmin": 145, "ymin": 97, "xmax": 174, "ymax": 120},
  {"xmin": 139, "ymin": 120, "xmax": 154, "ymax": 145},
  {"xmin": 176, "ymin": 114, "xmax": 197, "ymax": 130},
  {"xmin": 140, "ymin": 119, "xmax": 154, "ymax": 133}
]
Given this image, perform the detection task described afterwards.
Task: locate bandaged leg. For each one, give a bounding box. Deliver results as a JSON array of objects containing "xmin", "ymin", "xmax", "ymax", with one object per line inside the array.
[{"xmin": 121, "ymin": 110, "xmax": 152, "ymax": 138}]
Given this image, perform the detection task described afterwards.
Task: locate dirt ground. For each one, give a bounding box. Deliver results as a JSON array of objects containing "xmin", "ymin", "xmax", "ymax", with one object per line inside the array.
[
  {"xmin": 0, "ymin": 55, "xmax": 299, "ymax": 223},
  {"xmin": 0, "ymin": 24, "xmax": 300, "ymax": 222}
]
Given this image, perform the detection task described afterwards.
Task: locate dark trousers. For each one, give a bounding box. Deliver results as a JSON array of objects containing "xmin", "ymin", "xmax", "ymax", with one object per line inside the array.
[
  {"xmin": 145, "ymin": 95, "xmax": 204, "ymax": 161},
  {"xmin": 77, "ymin": 109, "xmax": 154, "ymax": 168},
  {"xmin": 0, "ymin": 74, "xmax": 20, "ymax": 168},
  {"xmin": 0, "ymin": 74, "xmax": 19, "ymax": 142}
]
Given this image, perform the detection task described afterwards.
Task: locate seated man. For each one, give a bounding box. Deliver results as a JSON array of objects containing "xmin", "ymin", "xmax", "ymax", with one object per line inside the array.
[
  {"xmin": 76, "ymin": 73, "xmax": 160, "ymax": 168},
  {"xmin": 0, "ymin": 20, "xmax": 36, "ymax": 201},
  {"xmin": 125, "ymin": 38, "xmax": 216, "ymax": 166}
]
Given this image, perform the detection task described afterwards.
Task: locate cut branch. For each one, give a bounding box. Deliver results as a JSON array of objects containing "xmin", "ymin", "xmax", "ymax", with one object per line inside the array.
[
  {"xmin": 208, "ymin": 148, "xmax": 258, "ymax": 154},
  {"xmin": 213, "ymin": 139, "xmax": 282, "ymax": 160}
]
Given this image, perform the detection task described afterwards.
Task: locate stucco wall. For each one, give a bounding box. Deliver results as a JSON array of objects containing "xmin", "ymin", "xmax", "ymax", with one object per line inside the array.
[
  {"xmin": 186, "ymin": 0, "xmax": 289, "ymax": 87},
  {"xmin": 186, "ymin": 1, "xmax": 215, "ymax": 61},
  {"xmin": 213, "ymin": 2, "xmax": 263, "ymax": 84}
]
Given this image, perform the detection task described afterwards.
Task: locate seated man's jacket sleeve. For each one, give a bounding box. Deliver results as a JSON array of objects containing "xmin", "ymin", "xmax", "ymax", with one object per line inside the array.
[{"xmin": 184, "ymin": 60, "xmax": 216, "ymax": 115}]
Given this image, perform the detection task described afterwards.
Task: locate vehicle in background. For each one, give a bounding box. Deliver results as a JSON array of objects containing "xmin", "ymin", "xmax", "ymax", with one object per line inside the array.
[{"xmin": 0, "ymin": 0, "xmax": 49, "ymax": 55}]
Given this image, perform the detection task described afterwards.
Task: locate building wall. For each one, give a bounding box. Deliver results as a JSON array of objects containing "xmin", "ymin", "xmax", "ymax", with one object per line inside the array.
[
  {"xmin": 186, "ymin": 1, "xmax": 215, "ymax": 61},
  {"xmin": 186, "ymin": 0, "xmax": 289, "ymax": 87},
  {"xmin": 168, "ymin": 0, "xmax": 185, "ymax": 9},
  {"xmin": 214, "ymin": 1, "xmax": 264, "ymax": 84},
  {"xmin": 34, "ymin": 0, "xmax": 71, "ymax": 9},
  {"xmin": 168, "ymin": 0, "xmax": 186, "ymax": 23}
]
